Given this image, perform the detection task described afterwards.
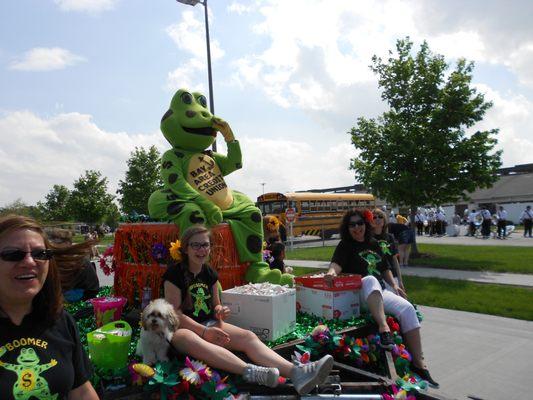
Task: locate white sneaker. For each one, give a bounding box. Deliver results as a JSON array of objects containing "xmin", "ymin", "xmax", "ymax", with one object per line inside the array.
[
  {"xmin": 291, "ymin": 354, "xmax": 334, "ymax": 395},
  {"xmin": 243, "ymin": 364, "xmax": 279, "ymax": 388}
]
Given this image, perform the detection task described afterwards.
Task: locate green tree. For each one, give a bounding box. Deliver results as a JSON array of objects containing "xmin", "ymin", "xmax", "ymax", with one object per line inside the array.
[
  {"xmin": 117, "ymin": 146, "xmax": 162, "ymax": 215},
  {"xmin": 37, "ymin": 184, "xmax": 72, "ymax": 221},
  {"xmin": 350, "ymin": 38, "xmax": 502, "ymax": 250},
  {"xmin": 0, "ymin": 199, "xmax": 41, "ymax": 219},
  {"xmin": 68, "ymin": 170, "xmax": 115, "ymax": 224},
  {"xmin": 104, "ymin": 202, "xmax": 121, "ymax": 230}
]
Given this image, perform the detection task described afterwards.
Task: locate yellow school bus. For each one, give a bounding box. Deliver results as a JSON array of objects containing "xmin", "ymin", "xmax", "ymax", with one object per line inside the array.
[{"xmin": 257, "ymin": 192, "xmax": 376, "ymax": 238}]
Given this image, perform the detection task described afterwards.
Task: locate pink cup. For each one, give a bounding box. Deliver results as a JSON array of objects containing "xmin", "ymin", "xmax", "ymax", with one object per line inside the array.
[{"xmin": 90, "ymin": 297, "xmax": 127, "ymax": 327}]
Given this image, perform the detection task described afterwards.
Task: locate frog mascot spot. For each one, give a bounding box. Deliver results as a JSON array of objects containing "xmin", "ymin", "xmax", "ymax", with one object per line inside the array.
[
  {"xmin": 148, "ymin": 89, "xmax": 293, "ymax": 286},
  {"xmin": 0, "ymin": 347, "xmax": 59, "ymax": 400}
]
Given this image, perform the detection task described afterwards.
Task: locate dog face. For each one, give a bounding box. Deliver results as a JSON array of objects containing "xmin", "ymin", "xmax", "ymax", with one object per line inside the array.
[{"xmin": 141, "ymin": 298, "xmax": 179, "ymax": 334}]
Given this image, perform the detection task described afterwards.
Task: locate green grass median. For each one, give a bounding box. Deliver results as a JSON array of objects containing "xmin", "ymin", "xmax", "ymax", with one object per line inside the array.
[
  {"xmin": 404, "ymin": 276, "xmax": 533, "ymax": 321},
  {"xmin": 287, "ymin": 243, "xmax": 533, "ymax": 274}
]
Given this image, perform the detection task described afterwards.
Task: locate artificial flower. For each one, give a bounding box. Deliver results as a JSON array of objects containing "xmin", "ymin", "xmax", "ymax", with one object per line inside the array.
[
  {"xmin": 98, "ymin": 246, "xmax": 115, "ymax": 276},
  {"xmin": 152, "ymin": 242, "xmax": 169, "ymax": 262},
  {"xmin": 179, "ymin": 357, "xmax": 212, "ymax": 385},
  {"xmin": 169, "ymin": 240, "xmax": 182, "ymax": 262}
]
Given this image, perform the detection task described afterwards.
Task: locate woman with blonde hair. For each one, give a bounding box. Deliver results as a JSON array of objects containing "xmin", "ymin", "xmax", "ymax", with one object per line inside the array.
[{"xmin": 370, "ymin": 208, "xmax": 406, "ymax": 295}]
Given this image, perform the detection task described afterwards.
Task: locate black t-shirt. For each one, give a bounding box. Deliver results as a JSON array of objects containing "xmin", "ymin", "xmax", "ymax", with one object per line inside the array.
[
  {"xmin": 331, "ymin": 239, "xmax": 391, "ymax": 287},
  {"xmin": 0, "ymin": 310, "xmax": 92, "ymax": 400},
  {"xmin": 269, "ymin": 258, "xmax": 285, "ymax": 272},
  {"xmin": 373, "ymin": 232, "xmax": 399, "ymax": 277},
  {"xmin": 163, "ymin": 262, "xmax": 218, "ymax": 323},
  {"xmin": 71, "ymin": 259, "xmax": 100, "ymax": 300},
  {"xmin": 388, "ymin": 223, "xmax": 409, "ymax": 237}
]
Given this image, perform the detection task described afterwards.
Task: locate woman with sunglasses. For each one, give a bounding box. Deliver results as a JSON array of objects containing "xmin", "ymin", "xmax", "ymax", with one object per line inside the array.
[
  {"xmin": 0, "ymin": 215, "xmax": 98, "ymax": 400},
  {"xmin": 370, "ymin": 208, "xmax": 406, "ymax": 297},
  {"xmin": 164, "ymin": 225, "xmax": 333, "ymax": 395},
  {"xmin": 325, "ymin": 210, "xmax": 438, "ymax": 388}
]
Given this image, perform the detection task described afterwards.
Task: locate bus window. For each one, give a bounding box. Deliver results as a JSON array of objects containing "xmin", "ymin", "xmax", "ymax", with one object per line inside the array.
[
  {"xmin": 258, "ymin": 201, "xmax": 286, "ymax": 215},
  {"xmin": 301, "ymin": 201, "xmax": 310, "ymax": 213}
]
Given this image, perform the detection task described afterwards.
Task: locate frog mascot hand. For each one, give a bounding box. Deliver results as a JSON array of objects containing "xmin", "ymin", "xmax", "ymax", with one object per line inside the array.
[{"xmin": 148, "ymin": 89, "xmax": 293, "ymax": 286}]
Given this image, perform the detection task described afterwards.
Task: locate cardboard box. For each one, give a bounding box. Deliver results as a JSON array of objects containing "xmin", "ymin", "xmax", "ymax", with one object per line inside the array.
[
  {"xmin": 221, "ymin": 286, "xmax": 296, "ymax": 341},
  {"xmin": 295, "ymin": 274, "xmax": 361, "ymax": 320},
  {"xmin": 294, "ymin": 273, "xmax": 362, "ymax": 291},
  {"xmin": 296, "ymin": 286, "xmax": 360, "ymax": 320}
]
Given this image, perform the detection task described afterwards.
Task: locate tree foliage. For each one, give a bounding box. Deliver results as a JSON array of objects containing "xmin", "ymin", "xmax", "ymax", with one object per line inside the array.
[
  {"xmin": 350, "ymin": 38, "xmax": 502, "ymax": 212},
  {"xmin": 68, "ymin": 170, "xmax": 115, "ymax": 224},
  {"xmin": 117, "ymin": 146, "xmax": 162, "ymax": 215},
  {"xmin": 0, "ymin": 198, "xmax": 42, "ymax": 220},
  {"xmin": 37, "ymin": 184, "xmax": 71, "ymax": 221}
]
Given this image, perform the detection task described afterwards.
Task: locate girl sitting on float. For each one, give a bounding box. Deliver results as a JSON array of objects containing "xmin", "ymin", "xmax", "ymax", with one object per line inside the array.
[
  {"xmin": 163, "ymin": 225, "xmax": 333, "ymax": 395},
  {"xmin": 325, "ymin": 209, "xmax": 438, "ymax": 388}
]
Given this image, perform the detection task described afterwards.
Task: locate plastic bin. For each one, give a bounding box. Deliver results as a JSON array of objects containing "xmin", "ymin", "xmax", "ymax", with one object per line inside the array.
[
  {"xmin": 87, "ymin": 320, "xmax": 132, "ymax": 369},
  {"xmin": 90, "ymin": 297, "xmax": 127, "ymax": 327}
]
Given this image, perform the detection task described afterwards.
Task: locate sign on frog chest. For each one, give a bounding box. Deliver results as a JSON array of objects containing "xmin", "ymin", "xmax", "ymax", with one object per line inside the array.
[{"xmin": 187, "ymin": 154, "xmax": 233, "ymax": 210}]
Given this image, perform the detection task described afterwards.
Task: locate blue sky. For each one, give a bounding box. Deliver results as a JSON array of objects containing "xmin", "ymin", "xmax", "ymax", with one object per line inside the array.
[{"xmin": 2, "ymin": 0, "xmax": 533, "ymax": 207}]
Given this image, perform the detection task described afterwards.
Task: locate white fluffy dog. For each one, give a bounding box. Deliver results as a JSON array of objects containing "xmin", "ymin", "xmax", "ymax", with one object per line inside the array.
[{"xmin": 136, "ymin": 298, "xmax": 179, "ymax": 365}]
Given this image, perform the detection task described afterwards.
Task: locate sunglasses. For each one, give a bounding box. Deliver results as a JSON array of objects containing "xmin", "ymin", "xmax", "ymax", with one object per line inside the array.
[
  {"xmin": 373, "ymin": 215, "xmax": 385, "ymax": 219},
  {"xmin": 0, "ymin": 249, "xmax": 53, "ymax": 262},
  {"xmin": 189, "ymin": 242, "xmax": 210, "ymax": 250},
  {"xmin": 348, "ymin": 220, "xmax": 365, "ymax": 227}
]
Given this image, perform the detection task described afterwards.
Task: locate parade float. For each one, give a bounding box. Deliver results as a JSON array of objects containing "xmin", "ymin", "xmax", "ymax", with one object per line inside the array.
[{"xmin": 70, "ymin": 88, "xmax": 449, "ymax": 399}]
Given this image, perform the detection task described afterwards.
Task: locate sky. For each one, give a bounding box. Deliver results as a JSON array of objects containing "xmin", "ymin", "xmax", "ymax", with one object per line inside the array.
[{"xmin": 1, "ymin": 0, "xmax": 533, "ymax": 208}]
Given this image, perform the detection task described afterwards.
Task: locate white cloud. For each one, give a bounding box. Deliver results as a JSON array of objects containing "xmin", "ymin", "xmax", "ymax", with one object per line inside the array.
[
  {"xmin": 54, "ymin": 0, "xmax": 119, "ymax": 13},
  {"xmin": 231, "ymin": 0, "xmax": 418, "ymax": 119},
  {"xmin": 507, "ymin": 43, "xmax": 533, "ymax": 89},
  {"xmin": 0, "ymin": 110, "xmax": 357, "ymax": 207},
  {"xmin": 165, "ymin": 10, "xmax": 224, "ymax": 62},
  {"xmin": 0, "ymin": 110, "xmax": 166, "ymax": 205},
  {"xmin": 165, "ymin": 10, "xmax": 224, "ymax": 90},
  {"xmin": 9, "ymin": 47, "xmax": 86, "ymax": 71},
  {"xmin": 224, "ymin": 137, "xmax": 356, "ymax": 201},
  {"xmin": 165, "ymin": 59, "xmax": 206, "ymax": 93},
  {"xmin": 227, "ymin": 2, "xmax": 254, "ymax": 15},
  {"xmin": 471, "ymin": 84, "xmax": 533, "ymax": 167}
]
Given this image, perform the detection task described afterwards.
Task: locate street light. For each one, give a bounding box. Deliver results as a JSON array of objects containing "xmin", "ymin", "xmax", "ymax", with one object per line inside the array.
[
  {"xmin": 175, "ymin": 0, "xmax": 216, "ymax": 151},
  {"xmin": 261, "ymin": 182, "xmax": 266, "ymax": 195}
]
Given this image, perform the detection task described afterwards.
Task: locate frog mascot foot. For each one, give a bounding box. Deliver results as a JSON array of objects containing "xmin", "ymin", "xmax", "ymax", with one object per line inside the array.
[
  {"xmin": 245, "ymin": 261, "xmax": 294, "ymax": 286},
  {"xmin": 280, "ymin": 273, "xmax": 294, "ymax": 287}
]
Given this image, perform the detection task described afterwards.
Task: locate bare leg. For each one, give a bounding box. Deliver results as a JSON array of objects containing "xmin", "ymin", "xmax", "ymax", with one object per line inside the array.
[
  {"xmin": 221, "ymin": 322, "xmax": 294, "ymax": 377},
  {"xmin": 366, "ymin": 291, "xmax": 390, "ymax": 333},
  {"xmin": 397, "ymin": 244, "xmax": 406, "ymax": 265},
  {"xmin": 404, "ymin": 244, "xmax": 411, "ymax": 266},
  {"xmin": 403, "ymin": 328, "xmax": 426, "ymax": 368},
  {"xmin": 170, "ymin": 329, "xmax": 247, "ymax": 375}
]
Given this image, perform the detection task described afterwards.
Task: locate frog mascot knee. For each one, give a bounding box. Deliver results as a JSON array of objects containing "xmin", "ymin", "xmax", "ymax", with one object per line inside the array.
[{"xmin": 148, "ymin": 89, "xmax": 293, "ymax": 286}]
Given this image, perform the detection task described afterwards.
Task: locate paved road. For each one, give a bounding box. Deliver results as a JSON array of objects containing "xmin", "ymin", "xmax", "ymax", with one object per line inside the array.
[{"xmin": 419, "ymin": 305, "xmax": 533, "ymax": 400}]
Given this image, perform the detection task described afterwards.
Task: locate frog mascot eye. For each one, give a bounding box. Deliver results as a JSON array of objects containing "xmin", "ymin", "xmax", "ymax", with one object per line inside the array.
[
  {"xmin": 181, "ymin": 92, "xmax": 193, "ymax": 104},
  {"xmin": 196, "ymin": 95, "xmax": 207, "ymax": 108}
]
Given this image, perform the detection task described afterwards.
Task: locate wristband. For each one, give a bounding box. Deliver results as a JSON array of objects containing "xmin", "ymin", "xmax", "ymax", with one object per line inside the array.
[{"xmin": 201, "ymin": 326, "xmax": 208, "ymax": 338}]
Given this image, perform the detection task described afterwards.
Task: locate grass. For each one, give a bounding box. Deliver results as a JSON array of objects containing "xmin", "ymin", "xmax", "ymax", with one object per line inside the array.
[
  {"xmin": 286, "ymin": 244, "xmax": 533, "ymax": 274},
  {"xmin": 404, "ymin": 276, "xmax": 533, "ymax": 321},
  {"xmin": 411, "ymin": 243, "xmax": 533, "ymax": 274}
]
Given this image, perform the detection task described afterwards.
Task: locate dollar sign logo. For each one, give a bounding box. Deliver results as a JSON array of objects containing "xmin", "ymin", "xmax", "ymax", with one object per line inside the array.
[{"xmin": 22, "ymin": 371, "xmax": 32, "ymax": 387}]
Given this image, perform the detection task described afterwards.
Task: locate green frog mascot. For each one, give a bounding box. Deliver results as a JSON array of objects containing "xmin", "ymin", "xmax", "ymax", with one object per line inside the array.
[{"xmin": 148, "ymin": 89, "xmax": 293, "ymax": 286}]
